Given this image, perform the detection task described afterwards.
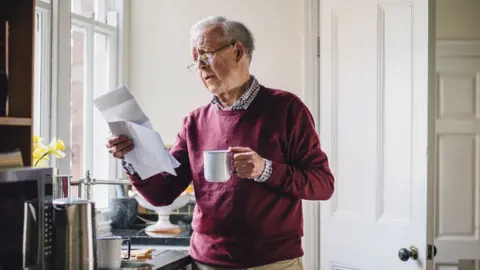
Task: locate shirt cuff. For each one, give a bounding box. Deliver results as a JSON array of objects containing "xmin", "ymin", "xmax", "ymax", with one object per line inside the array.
[
  {"xmin": 122, "ymin": 161, "xmax": 147, "ymax": 187},
  {"xmin": 122, "ymin": 160, "xmax": 137, "ymax": 175},
  {"xmin": 254, "ymin": 159, "xmax": 272, "ymax": 183}
]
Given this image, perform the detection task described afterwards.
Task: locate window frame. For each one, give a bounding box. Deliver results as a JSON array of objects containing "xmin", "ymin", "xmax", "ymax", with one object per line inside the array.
[
  {"xmin": 45, "ymin": 0, "xmax": 127, "ymax": 207},
  {"xmin": 71, "ymin": 12, "xmax": 119, "ymax": 207},
  {"xmin": 34, "ymin": 0, "xmax": 52, "ymax": 141}
]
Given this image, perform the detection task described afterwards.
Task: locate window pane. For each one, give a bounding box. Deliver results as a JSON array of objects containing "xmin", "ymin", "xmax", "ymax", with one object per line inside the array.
[
  {"xmin": 106, "ymin": 0, "xmax": 118, "ymax": 27},
  {"xmin": 71, "ymin": 0, "xmax": 118, "ymax": 26},
  {"xmin": 95, "ymin": 0, "xmax": 106, "ymax": 25},
  {"xmin": 92, "ymin": 32, "xmax": 111, "ymax": 208},
  {"xmin": 71, "ymin": 0, "xmax": 94, "ymax": 19},
  {"xmin": 33, "ymin": 12, "xmax": 42, "ymax": 136},
  {"xmin": 70, "ymin": 26, "xmax": 87, "ymax": 181}
]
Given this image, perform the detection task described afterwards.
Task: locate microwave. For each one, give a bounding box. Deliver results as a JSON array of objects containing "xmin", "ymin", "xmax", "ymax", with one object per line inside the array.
[{"xmin": 0, "ymin": 167, "xmax": 54, "ymax": 270}]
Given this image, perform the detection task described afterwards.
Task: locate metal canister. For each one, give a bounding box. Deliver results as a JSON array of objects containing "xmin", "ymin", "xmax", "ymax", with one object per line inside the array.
[{"xmin": 52, "ymin": 198, "xmax": 97, "ymax": 270}]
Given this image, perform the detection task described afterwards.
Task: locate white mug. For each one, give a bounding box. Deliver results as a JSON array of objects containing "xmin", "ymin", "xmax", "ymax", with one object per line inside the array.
[
  {"xmin": 203, "ymin": 150, "xmax": 234, "ymax": 182},
  {"xmin": 97, "ymin": 236, "xmax": 131, "ymax": 268}
]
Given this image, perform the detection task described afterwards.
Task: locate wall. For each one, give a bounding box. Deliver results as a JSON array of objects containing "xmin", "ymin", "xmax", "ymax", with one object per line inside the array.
[
  {"xmin": 128, "ymin": 0, "xmax": 306, "ymax": 143},
  {"xmin": 436, "ymin": 0, "xmax": 480, "ymax": 40}
]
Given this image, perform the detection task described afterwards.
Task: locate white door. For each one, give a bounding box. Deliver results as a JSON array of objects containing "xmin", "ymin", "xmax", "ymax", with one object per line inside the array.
[
  {"xmin": 434, "ymin": 40, "xmax": 480, "ymax": 270},
  {"xmin": 319, "ymin": 0, "xmax": 433, "ymax": 269}
]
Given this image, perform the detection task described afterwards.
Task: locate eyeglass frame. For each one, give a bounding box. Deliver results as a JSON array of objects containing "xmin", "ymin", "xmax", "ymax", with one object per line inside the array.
[{"xmin": 187, "ymin": 41, "xmax": 237, "ymax": 72}]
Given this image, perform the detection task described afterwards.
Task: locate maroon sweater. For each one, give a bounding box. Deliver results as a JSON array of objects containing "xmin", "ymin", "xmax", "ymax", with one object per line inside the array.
[{"xmin": 129, "ymin": 87, "xmax": 334, "ymax": 268}]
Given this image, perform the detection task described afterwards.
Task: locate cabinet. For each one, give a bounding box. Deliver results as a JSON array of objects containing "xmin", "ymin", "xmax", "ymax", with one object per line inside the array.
[{"xmin": 0, "ymin": 0, "xmax": 36, "ymax": 166}]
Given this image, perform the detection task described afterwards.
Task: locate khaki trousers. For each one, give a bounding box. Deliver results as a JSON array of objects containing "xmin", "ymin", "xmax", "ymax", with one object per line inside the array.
[{"xmin": 192, "ymin": 258, "xmax": 304, "ymax": 270}]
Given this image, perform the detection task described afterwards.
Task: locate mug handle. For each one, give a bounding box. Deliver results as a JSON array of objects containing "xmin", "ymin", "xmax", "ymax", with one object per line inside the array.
[
  {"xmin": 229, "ymin": 152, "xmax": 237, "ymax": 175},
  {"xmin": 121, "ymin": 239, "xmax": 131, "ymax": 259}
]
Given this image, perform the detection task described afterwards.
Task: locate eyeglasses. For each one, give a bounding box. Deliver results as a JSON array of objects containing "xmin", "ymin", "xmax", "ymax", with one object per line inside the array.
[{"xmin": 187, "ymin": 41, "xmax": 236, "ymax": 72}]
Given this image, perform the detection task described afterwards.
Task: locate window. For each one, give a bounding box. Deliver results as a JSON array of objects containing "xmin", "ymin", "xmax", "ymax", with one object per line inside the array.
[
  {"xmin": 70, "ymin": 0, "xmax": 120, "ymax": 208},
  {"xmin": 72, "ymin": 0, "xmax": 118, "ymax": 27},
  {"xmin": 34, "ymin": 0, "xmax": 125, "ymax": 209},
  {"xmin": 33, "ymin": 0, "xmax": 52, "ymax": 140}
]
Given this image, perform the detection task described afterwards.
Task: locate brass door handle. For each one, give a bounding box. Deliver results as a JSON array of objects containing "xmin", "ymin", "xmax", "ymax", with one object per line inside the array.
[{"xmin": 398, "ymin": 246, "xmax": 419, "ymax": 261}]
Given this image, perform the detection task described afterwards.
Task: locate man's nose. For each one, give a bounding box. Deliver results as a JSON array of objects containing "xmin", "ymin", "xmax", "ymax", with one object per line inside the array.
[{"xmin": 198, "ymin": 61, "xmax": 208, "ymax": 70}]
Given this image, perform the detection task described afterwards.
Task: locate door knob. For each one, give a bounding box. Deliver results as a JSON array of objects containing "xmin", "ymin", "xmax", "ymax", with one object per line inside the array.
[{"xmin": 398, "ymin": 246, "xmax": 419, "ymax": 261}]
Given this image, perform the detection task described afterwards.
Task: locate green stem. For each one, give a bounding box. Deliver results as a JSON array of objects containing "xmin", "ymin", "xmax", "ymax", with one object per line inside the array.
[{"xmin": 34, "ymin": 152, "xmax": 49, "ymax": 167}]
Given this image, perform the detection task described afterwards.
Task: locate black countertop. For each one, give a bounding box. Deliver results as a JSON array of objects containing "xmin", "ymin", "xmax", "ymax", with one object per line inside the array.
[
  {"xmin": 107, "ymin": 212, "xmax": 193, "ymax": 269},
  {"xmin": 112, "ymin": 224, "xmax": 192, "ymax": 247},
  {"xmin": 117, "ymin": 250, "xmax": 192, "ymax": 270},
  {"xmin": 111, "ymin": 213, "xmax": 192, "ymax": 247}
]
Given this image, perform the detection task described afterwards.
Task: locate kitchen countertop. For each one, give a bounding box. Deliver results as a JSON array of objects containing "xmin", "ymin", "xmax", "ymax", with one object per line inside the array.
[
  {"xmin": 112, "ymin": 227, "xmax": 191, "ymax": 247},
  {"xmin": 108, "ymin": 212, "xmax": 193, "ymax": 268},
  {"xmin": 111, "ymin": 214, "xmax": 192, "ymax": 247},
  {"xmin": 118, "ymin": 250, "xmax": 192, "ymax": 270}
]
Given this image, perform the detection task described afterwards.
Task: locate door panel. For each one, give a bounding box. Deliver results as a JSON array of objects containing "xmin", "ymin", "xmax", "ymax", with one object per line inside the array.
[
  {"xmin": 319, "ymin": 0, "xmax": 431, "ymax": 269},
  {"xmin": 434, "ymin": 40, "xmax": 480, "ymax": 270}
]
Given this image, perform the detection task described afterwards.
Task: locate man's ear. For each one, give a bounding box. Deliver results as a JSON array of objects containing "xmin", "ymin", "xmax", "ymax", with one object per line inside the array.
[{"xmin": 235, "ymin": 43, "xmax": 245, "ymax": 63}]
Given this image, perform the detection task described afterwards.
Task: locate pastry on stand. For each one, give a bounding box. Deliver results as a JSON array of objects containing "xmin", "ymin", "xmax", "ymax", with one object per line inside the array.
[{"xmin": 130, "ymin": 185, "xmax": 194, "ymax": 237}]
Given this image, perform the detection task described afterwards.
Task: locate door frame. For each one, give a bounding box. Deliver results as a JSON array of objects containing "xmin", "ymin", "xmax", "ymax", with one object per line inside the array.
[
  {"xmin": 427, "ymin": 0, "xmax": 437, "ymax": 268},
  {"xmin": 302, "ymin": 0, "xmax": 321, "ymax": 269},
  {"xmin": 302, "ymin": 0, "xmax": 437, "ymax": 269},
  {"xmin": 433, "ymin": 39, "xmax": 480, "ymax": 266}
]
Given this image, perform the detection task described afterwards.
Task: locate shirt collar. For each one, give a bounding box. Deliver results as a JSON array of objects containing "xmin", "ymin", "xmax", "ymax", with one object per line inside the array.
[{"xmin": 211, "ymin": 75, "xmax": 260, "ymax": 111}]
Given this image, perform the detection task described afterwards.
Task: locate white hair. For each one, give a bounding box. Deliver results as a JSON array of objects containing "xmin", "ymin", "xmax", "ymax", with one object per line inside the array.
[{"xmin": 190, "ymin": 16, "xmax": 255, "ymax": 60}]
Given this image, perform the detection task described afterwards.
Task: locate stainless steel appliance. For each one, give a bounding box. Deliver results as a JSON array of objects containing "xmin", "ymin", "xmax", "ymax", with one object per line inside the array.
[
  {"xmin": 53, "ymin": 174, "xmax": 72, "ymax": 199},
  {"xmin": 52, "ymin": 198, "xmax": 97, "ymax": 270},
  {"xmin": 0, "ymin": 167, "xmax": 54, "ymax": 270}
]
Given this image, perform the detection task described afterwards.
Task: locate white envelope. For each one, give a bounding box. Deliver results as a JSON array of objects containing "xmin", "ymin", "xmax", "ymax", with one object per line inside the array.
[{"xmin": 94, "ymin": 85, "xmax": 180, "ymax": 179}]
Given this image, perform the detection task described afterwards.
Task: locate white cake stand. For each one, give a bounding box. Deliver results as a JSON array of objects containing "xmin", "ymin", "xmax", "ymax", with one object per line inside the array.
[{"xmin": 132, "ymin": 192, "xmax": 191, "ymax": 237}]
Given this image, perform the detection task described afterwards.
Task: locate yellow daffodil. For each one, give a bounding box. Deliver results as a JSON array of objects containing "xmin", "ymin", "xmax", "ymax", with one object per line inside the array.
[
  {"xmin": 33, "ymin": 135, "xmax": 45, "ymax": 149},
  {"xmin": 33, "ymin": 147, "xmax": 49, "ymax": 160},
  {"xmin": 33, "ymin": 146, "xmax": 49, "ymax": 167},
  {"xmin": 33, "ymin": 135, "xmax": 40, "ymax": 145},
  {"xmin": 33, "ymin": 157, "xmax": 48, "ymax": 167},
  {"xmin": 55, "ymin": 139, "xmax": 66, "ymax": 151},
  {"xmin": 48, "ymin": 137, "xmax": 66, "ymax": 158},
  {"xmin": 32, "ymin": 135, "xmax": 67, "ymax": 167}
]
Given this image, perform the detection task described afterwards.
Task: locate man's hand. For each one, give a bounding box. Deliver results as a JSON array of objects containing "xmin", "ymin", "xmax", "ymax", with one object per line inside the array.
[
  {"xmin": 106, "ymin": 135, "xmax": 134, "ymax": 159},
  {"xmin": 229, "ymin": 147, "xmax": 265, "ymax": 179}
]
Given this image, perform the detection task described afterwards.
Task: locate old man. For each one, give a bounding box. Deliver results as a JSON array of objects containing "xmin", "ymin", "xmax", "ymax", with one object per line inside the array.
[{"xmin": 106, "ymin": 16, "xmax": 334, "ymax": 270}]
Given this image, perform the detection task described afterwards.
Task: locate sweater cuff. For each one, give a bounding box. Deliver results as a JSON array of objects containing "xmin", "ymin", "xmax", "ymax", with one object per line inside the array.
[
  {"xmin": 254, "ymin": 159, "xmax": 272, "ymax": 183},
  {"xmin": 263, "ymin": 160, "xmax": 287, "ymax": 188}
]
